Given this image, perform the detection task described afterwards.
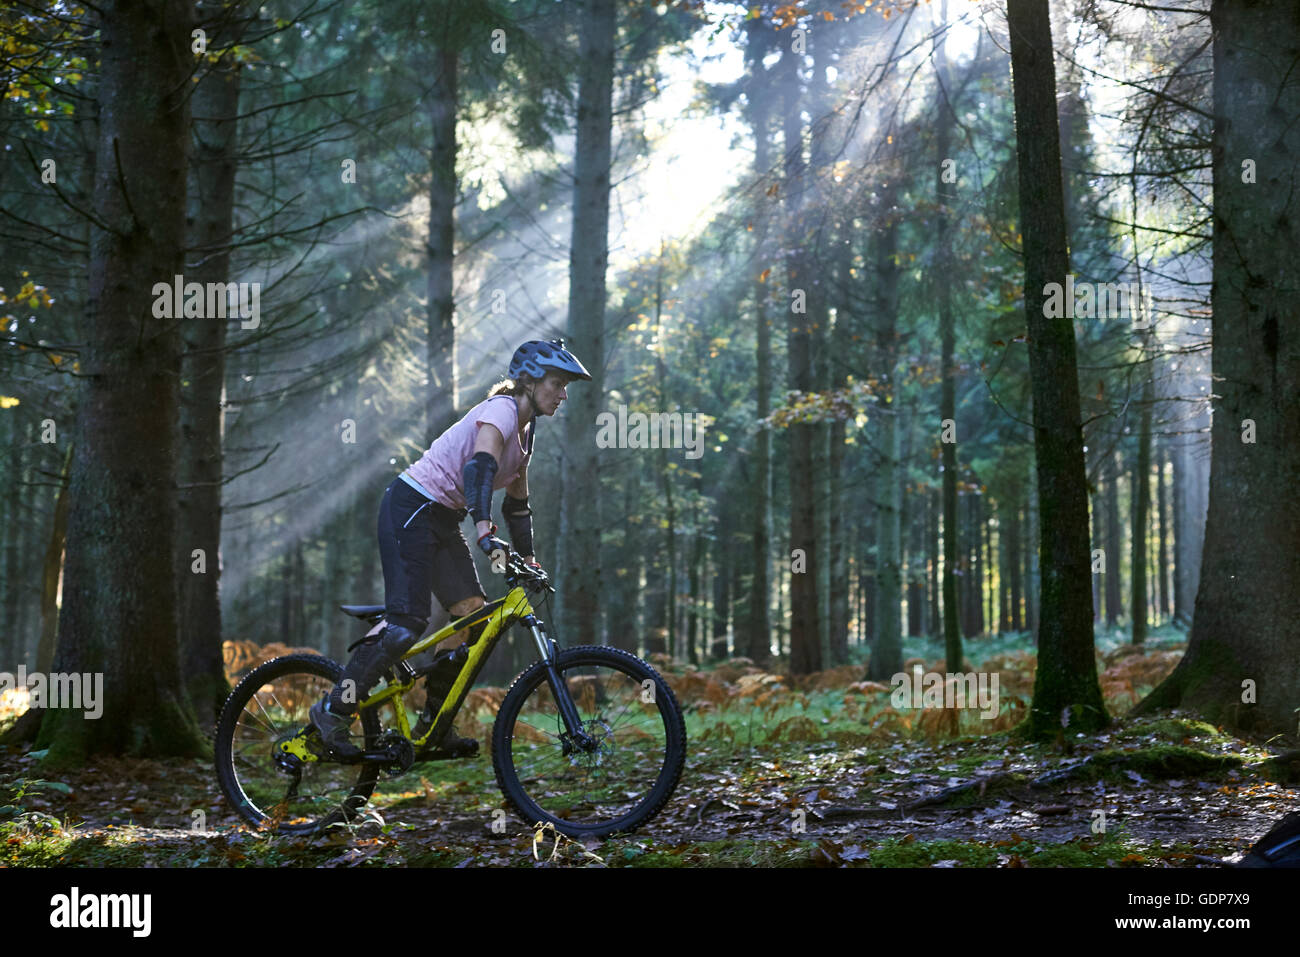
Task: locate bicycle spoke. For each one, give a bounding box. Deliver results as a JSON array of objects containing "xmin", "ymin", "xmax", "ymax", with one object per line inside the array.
[
  {"xmin": 238, "ymin": 706, "xmax": 277, "ymax": 736},
  {"xmin": 248, "ymin": 692, "xmax": 282, "ymax": 737}
]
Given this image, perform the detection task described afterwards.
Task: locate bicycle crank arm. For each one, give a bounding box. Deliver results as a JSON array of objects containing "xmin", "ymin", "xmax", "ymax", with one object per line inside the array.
[{"xmin": 327, "ymin": 747, "xmax": 401, "ymax": 766}]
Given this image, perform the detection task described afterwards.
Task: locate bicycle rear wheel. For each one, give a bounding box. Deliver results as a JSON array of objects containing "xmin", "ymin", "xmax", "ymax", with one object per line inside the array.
[
  {"xmin": 491, "ymin": 645, "xmax": 686, "ymax": 839},
  {"xmin": 214, "ymin": 653, "xmax": 382, "ymax": 835}
]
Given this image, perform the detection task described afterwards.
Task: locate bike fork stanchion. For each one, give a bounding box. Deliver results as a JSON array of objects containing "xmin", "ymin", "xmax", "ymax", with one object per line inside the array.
[{"xmin": 521, "ymin": 615, "xmax": 592, "ymax": 749}]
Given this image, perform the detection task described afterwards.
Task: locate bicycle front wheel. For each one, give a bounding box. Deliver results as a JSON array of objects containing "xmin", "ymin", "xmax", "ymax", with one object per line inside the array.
[
  {"xmin": 491, "ymin": 645, "xmax": 686, "ymax": 839},
  {"xmin": 214, "ymin": 653, "xmax": 382, "ymax": 835}
]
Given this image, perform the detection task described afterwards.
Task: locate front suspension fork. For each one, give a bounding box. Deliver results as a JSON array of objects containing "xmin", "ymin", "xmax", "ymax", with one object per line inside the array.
[{"xmin": 523, "ymin": 615, "xmax": 594, "ymax": 751}]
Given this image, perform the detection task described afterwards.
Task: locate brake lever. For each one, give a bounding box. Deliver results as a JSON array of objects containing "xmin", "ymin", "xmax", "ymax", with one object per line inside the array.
[{"xmin": 505, "ymin": 552, "xmax": 550, "ymax": 589}]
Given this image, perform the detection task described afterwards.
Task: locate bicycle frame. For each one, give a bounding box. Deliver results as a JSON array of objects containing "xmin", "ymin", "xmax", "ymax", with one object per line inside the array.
[{"xmin": 355, "ymin": 583, "xmax": 585, "ymax": 752}]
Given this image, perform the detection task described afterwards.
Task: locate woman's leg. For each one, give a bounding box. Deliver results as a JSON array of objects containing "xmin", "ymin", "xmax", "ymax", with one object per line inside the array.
[
  {"xmin": 405, "ymin": 507, "xmax": 494, "ymax": 750},
  {"xmin": 430, "ymin": 504, "xmax": 490, "ymax": 647},
  {"xmin": 311, "ymin": 479, "xmax": 434, "ymax": 756}
]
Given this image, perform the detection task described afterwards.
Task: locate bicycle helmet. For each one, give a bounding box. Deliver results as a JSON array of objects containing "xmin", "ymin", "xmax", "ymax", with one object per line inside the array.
[{"xmin": 508, "ymin": 338, "xmax": 593, "ymax": 383}]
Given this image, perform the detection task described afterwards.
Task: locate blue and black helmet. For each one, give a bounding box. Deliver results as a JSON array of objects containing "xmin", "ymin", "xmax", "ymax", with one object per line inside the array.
[{"xmin": 509, "ymin": 338, "xmax": 592, "ymax": 383}]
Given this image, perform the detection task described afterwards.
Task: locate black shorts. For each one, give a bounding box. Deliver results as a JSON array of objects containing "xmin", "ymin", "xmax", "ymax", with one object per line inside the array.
[{"xmin": 377, "ymin": 477, "xmax": 485, "ymax": 626}]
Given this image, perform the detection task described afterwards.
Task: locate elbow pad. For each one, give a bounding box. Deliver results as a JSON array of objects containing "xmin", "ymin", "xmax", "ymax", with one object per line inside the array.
[
  {"xmin": 502, "ymin": 493, "xmax": 533, "ymax": 557},
  {"xmin": 462, "ymin": 451, "xmax": 498, "ymax": 524}
]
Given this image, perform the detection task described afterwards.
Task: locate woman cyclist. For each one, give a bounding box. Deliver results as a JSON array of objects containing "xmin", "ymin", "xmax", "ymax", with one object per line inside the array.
[{"xmin": 309, "ymin": 338, "xmax": 592, "ymax": 758}]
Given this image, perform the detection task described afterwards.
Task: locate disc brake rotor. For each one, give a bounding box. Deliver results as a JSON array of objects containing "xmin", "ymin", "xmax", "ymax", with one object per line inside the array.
[{"xmin": 568, "ymin": 718, "xmax": 615, "ymax": 769}]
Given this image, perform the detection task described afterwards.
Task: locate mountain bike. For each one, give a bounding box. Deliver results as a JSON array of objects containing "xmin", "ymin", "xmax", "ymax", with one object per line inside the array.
[{"xmin": 214, "ymin": 548, "xmax": 686, "ymax": 839}]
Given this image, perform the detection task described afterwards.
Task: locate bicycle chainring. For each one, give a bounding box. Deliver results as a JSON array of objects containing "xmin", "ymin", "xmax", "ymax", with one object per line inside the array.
[{"xmin": 376, "ymin": 730, "xmax": 415, "ymax": 775}]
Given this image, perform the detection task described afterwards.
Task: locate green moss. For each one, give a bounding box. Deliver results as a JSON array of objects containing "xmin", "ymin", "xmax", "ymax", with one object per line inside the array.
[
  {"xmin": 33, "ymin": 709, "xmax": 90, "ymax": 771},
  {"xmin": 1147, "ymin": 718, "xmax": 1220, "ymax": 742},
  {"xmin": 1087, "ymin": 745, "xmax": 1239, "ymax": 780},
  {"xmin": 868, "ymin": 839, "xmax": 999, "ymax": 868}
]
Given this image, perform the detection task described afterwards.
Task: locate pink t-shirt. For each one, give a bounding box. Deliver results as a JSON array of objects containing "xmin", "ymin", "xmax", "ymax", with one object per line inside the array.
[{"xmin": 405, "ymin": 394, "xmax": 534, "ymax": 510}]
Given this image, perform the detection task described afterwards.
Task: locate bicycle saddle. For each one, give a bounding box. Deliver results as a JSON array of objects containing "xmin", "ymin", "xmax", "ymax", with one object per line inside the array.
[{"xmin": 339, "ymin": 604, "xmax": 386, "ymax": 619}]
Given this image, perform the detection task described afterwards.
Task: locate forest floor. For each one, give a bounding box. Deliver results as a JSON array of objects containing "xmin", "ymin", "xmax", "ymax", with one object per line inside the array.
[{"xmin": 3, "ymin": 625, "xmax": 1298, "ymax": 868}]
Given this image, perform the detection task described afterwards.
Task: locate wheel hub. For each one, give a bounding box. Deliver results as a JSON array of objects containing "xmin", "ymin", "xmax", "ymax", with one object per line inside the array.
[{"xmin": 566, "ymin": 718, "xmax": 614, "ymax": 769}]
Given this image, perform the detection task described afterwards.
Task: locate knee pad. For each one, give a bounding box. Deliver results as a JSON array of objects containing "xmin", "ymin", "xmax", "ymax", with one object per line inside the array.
[
  {"xmin": 388, "ymin": 613, "xmax": 428, "ymax": 635},
  {"xmin": 379, "ymin": 621, "xmax": 423, "ymax": 659}
]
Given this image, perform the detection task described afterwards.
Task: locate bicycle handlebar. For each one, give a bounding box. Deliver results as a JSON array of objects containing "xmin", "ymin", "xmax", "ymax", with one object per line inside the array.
[{"xmin": 495, "ymin": 546, "xmax": 556, "ymax": 594}]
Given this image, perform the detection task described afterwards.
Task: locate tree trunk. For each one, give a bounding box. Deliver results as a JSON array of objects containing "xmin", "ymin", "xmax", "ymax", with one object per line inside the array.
[
  {"xmin": 1006, "ymin": 0, "xmax": 1107, "ymax": 735},
  {"xmin": 961, "ymin": 492, "xmax": 976, "ymax": 638},
  {"xmin": 610, "ymin": 476, "xmax": 640, "ymax": 653},
  {"xmin": 985, "ymin": 495, "xmax": 995, "ymax": 631},
  {"xmin": 1026, "ymin": 458, "xmax": 1039, "ymax": 640},
  {"xmin": 1171, "ymin": 438, "xmax": 1185, "ymax": 624},
  {"xmin": 1137, "ymin": 0, "xmax": 1300, "ymax": 734},
  {"xmin": 711, "ymin": 531, "xmax": 730, "ymax": 660},
  {"xmin": 14, "ymin": 423, "xmax": 33, "ymax": 664},
  {"xmin": 781, "ymin": 30, "xmax": 821, "ymax": 676},
  {"xmin": 178, "ymin": 6, "xmax": 240, "ymax": 722},
  {"xmin": 928, "ymin": 487, "xmax": 941, "ymax": 637},
  {"xmin": 626, "ymin": 539, "xmax": 644, "ymax": 655},
  {"xmin": 745, "ymin": 16, "xmax": 774, "ymax": 665},
  {"xmin": 728, "ymin": 533, "xmax": 741, "ymax": 658},
  {"xmin": 560, "ymin": 0, "xmax": 614, "ymax": 647},
  {"xmin": 644, "ymin": 556, "xmax": 666, "ymax": 657},
  {"xmin": 907, "ymin": 490, "xmax": 925, "ymax": 637},
  {"xmin": 36, "ymin": 445, "xmax": 74, "ymax": 676},
  {"xmin": 972, "ymin": 491, "xmax": 985, "ymax": 636},
  {"xmin": 937, "ymin": 46, "xmax": 962, "ymax": 669},
  {"xmin": 36, "ymin": 0, "xmax": 207, "ymax": 766},
  {"xmin": 2, "ymin": 416, "xmax": 22, "ymax": 668},
  {"xmin": 827, "ymin": 217, "xmax": 852, "ymax": 665},
  {"xmin": 1009, "ymin": 494, "xmax": 1023, "ymax": 631},
  {"xmin": 655, "ymin": 257, "xmax": 676, "ymax": 659},
  {"xmin": 1104, "ymin": 450, "xmax": 1122, "ymax": 627},
  {"xmin": 811, "ymin": 24, "xmax": 835, "ymax": 671},
  {"xmin": 1156, "ymin": 442, "xmax": 1170, "ymax": 619},
  {"xmin": 1090, "ymin": 479, "xmax": 1102, "ymax": 621},
  {"xmin": 687, "ymin": 480, "xmax": 703, "ymax": 666},
  {"xmin": 1131, "ymin": 380, "xmax": 1152, "ymax": 644},
  {"xmin": 998, "ymin": 500, "xmax": 1010, "ymax": 633},
  {"xmin": 866, "ymin": 185, "xmax": 902, "ymax": 681}
]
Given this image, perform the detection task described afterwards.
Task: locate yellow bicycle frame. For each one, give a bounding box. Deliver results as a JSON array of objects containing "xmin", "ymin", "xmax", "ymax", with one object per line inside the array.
[{"xmin": 356, "ymin": 585, "xmax": 537, "ymax": 750}]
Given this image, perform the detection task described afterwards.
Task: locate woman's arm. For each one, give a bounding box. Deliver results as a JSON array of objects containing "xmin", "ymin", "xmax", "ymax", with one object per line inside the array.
[
  {"xmin": 469, "ymin": 421, "xmax": 535, "ymax": 561},
  {"xmin": 470, "ymin": 423, "xmax": 505, "ymax": 542},
  {"xmin": 504, "ymin": 465, "xmax": 534, "ymax": 563}
]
